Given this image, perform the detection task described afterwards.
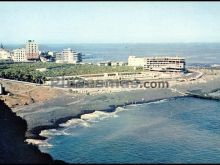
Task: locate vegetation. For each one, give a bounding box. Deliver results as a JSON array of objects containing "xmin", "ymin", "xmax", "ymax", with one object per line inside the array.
[{"xmin": 0, "ymin": 62, "xmax": 139, "ymax": 84}]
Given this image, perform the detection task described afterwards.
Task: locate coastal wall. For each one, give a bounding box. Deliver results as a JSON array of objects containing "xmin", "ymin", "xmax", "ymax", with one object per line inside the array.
[{"xmin": 0, "ymin": 100, "xmax": 66, "ymax": 164}]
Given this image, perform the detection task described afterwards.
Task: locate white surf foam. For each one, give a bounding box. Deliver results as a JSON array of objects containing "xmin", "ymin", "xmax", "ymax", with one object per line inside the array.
[
  {"xmin": 36, "ymin": 107, "xmax": 127, "ymax": 141},
  {"xmin": 59, "ymin": 118, "xmax": 90, "ymax": 128},
  {"xmin": 115, "ymin": 106, "xmax": 127, "ymax": 113},
  {"xmin": 81, "ymin": 107, "xmax": 126, "ymax": 122},
  {"xmin": 145, "ymin": 99, "xmax": 168, "ymax": 105},
  {"xmin": 25, "ymin": 139, "xmax": 52, "ymax": 147},
  {"xmin": 40, "ymin": 129, "xmax": 70, "ymax": 137}
]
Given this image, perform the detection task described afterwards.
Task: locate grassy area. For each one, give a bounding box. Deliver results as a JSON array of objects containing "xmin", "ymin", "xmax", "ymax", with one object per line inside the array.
[{"xmin": 0, "ymin": 62, "xmax": 140, "ymax": 83}]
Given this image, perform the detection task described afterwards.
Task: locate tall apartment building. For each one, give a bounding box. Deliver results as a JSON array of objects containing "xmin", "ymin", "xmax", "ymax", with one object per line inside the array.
[
  {"xmin": 11, "ymin": 48, "xmax": 27, "ymax": 62},
  {"xmin": 25, "ymin": 40, "xmax": 39, "ymax": 60},
  {"xmin": 56, "ymin": 48, "xmax": 82, "ymax": 64},
  {"xmin": 128, "ymin": 56, "xmax": 185, "ymax": 72}
]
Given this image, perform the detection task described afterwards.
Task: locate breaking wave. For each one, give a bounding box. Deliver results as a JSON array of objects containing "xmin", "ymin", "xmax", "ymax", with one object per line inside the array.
[
  {"xmin": 82, "ymin": 107, "xmax": 127, "ymax": 121},
  {"xmin": 59, "ymin": 119, "xmax": 90, "ymax": 127},
  {"xmin": 40, "ymin": 129, "xmax": 70, "ymax": 137},
  {"xmin": 25, "ymin": 139, "xmax": 52, "ymax": 147},
  {"xmin": 35, "ymin": 106, "xmax": 127, "ymax": 143}
]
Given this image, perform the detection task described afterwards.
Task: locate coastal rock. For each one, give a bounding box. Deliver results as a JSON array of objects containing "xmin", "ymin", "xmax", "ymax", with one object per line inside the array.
[{"xmin": 0, "ymin": 100, "xmax": 66, "ymax": 164}]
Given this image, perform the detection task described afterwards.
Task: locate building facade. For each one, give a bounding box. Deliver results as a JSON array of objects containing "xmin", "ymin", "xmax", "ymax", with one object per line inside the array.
[
  {"xmin": 11, "ymin": 48, "xmax": 27, "ymax": 62},
  {"xmin": 56, "ymin": 48, "xmax": 82, "ymax": 64},
  {"xmin": 0, "ymin": 48, "xmax": 11, "ymax": 60},
  {"xmin": 25, "ymin": 40, "xmax": 39, "ymax": 60},
  {"xmin": 128, "ymin": 56, "xmax": 185, "ymax": 72},
  {"xmin": 97, "ymin": 61, "xmax": 112, "ymax": 66},
  {"xmin": 97, "ymin": 61, "xmax": 127, "ymax": 66},
  {"xmin": 128, "ymin": 56, "xmax": 147, "ymax": 67}
]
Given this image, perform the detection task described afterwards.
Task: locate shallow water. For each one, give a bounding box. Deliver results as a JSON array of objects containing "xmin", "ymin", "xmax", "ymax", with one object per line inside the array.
[{"xmin": 39, "ymin": 97, "xmax": 220, "ymax": 163}]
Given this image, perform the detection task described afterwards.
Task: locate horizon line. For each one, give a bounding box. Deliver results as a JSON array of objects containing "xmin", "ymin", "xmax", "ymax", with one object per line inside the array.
[{"xmin": 3, "ymin": 41, "xmax": 220, "ymax": 45}]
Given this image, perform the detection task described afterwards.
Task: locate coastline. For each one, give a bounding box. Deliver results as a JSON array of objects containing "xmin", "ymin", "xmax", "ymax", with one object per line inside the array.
[
  {"xmin": 22, "ymin": 71, "xmax": 220, "ymax": 143},
  {"xmin": 15, "ymin": 88, "xmax": 183, "ymax": 140},
  {"xmin": 1, "ymin": 68, "xmax": 220, "ymax": 163},
  {"xmin": 27, "ymin": 95, "xmax": 187, "ymax": 141}
]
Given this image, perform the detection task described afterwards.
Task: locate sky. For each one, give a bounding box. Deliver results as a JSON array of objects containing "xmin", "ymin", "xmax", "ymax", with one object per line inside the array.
[{"xmin": 0, "ymin": 2, "xmax": 220, "ymax": 44}]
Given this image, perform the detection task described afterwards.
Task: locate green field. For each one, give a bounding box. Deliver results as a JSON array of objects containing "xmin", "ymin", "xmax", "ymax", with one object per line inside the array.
[{"xmin": 0, "ymin": 62, "xmax": 140, "ymax": 84}]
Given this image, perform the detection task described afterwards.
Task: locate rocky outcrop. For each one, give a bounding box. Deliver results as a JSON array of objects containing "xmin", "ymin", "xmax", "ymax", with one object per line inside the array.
[{"xmin": 0, "ymin": 100, "xmax": 66, "ymax": 164}]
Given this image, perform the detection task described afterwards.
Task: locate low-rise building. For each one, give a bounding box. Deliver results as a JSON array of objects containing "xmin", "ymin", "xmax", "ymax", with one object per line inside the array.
[
  {"xmin": 111, "ymin": 61, "xmax": 127, "ymax": 66},
  {"xmin": 97, "ymin": 61, "xmax": 112, "ymax": 66},
  {"xmin": 128, "ymin": 56, "xmax": 146, "ymax": 67},
  {"xmin": 128, "ymin": 56, "xmax": 185, "ymax": 72},
  {"xmin": 144, "ymin": 57, "xmax": 186, "ymax": 72},
  {"xmin": 97, "ymin": 61, "xmax": 127, "ymax": 66}
]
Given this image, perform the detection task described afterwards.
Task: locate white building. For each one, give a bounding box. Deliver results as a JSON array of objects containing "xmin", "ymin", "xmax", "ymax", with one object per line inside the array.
[
  {"xmin": 56, "ymin": 48, "xmax": 82, "ymax": 64},
  {"xmin": 25, "ymin": 40, "xmax": 39, "ymax": 60},
  {"xmin": 97, "ymin": 61, "xmax": 127, "ymax": 66},
  {"xmin": 128, "ymin": 56, "xmax": 146, "ymax": 67},
  {"xmin": 128, "ymin": 56, "xmax": 185, "ymax": 72},
  {"xmin": 111, "ymin": 61, "xmax": 127, "ymax": 66},
  {"xmin": 48, "ymin": 51, "xmax": 54, "ymax": 56},
  {"xmin": 0, "ymin": 48, "xmax": 11, "ymax": 60},
  {"xmin": 97, "ymin": 61, "xmax": 112, "ymax": 66},
  {"xmin": 11, "ymin": 48, "xmax": 27, "ymax": 62}
]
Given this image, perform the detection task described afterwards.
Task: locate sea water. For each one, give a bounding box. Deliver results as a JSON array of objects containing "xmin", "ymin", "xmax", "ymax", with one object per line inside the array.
[
  {"xmin": 5, "ymin": 43, "xmax": 220, "ymax": 64},
  {"xmin": 38, "ymin": 97, "xmax": 220, "ymax": 163}
]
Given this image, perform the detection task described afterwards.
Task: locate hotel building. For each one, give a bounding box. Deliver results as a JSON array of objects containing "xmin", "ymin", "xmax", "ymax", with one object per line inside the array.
[
  {"xmin": 25, "ymin": 40, "xmax": 39, "ymax": 60},
  {"xmin": 11, "ymin": 48, "xmax": 27, "ymax": 62},
  {"xmin": 56, "ymin": 48, "xmax": 82, "ymax": 64},
  {"xmin": 128, "ymin": 56, "xmax": 185, "ymax": 72}
]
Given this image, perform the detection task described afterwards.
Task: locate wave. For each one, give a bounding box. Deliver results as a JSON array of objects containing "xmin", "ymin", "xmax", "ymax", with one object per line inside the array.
[
  {"xmin": 58, "ymin": 107, "xmax": 127, "ymax": 128},
  {"xmin": 115, "ymin": 106, "xmax": 127, "ymax": 113},
  {"xmin": 145, "ymin": 99, "xmax": 168, "ymax": 105},
  {"xmin": 81, "ymin": 107, "xmax": 127, "ymax": 122},
  {"xmin": 25, "ymin": 139, "xmax": 52, "ymax": 147},
  {"xmin": 36, "ymin": 106, "xmax": 127, "ymax": 145},
  {"xmin": 40, "ymin": 129, "xmax": 70, "ymax": 137},
  {"xmin": 81, "ymin": 111, "xmax": 116, "ymax": 121},
  {"xmin": 59, "ymin": 119, "xmax": 90, "ymax": 128}
]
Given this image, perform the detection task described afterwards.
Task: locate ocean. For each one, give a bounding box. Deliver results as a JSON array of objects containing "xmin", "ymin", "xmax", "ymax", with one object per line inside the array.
[
  {"xmin": 5, "ymin": 43, "xmax": 220, "ymax": 64},
  {"xmin": 38, "ymin": 97, "xmax": 220, "ymax": 163}
]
